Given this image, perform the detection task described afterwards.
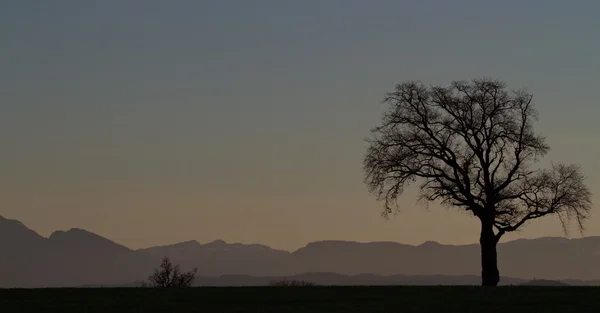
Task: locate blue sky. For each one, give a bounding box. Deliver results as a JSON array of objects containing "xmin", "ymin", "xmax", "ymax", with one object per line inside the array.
[{"xmin": 1, "ymin": 0, "xmax": 599, "ymax": 250}]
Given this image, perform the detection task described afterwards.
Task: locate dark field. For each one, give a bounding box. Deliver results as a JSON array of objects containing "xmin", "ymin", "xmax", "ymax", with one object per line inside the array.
[{"xmin": 2, "ymin": 286, "xmax": 599, "ymax": 313}]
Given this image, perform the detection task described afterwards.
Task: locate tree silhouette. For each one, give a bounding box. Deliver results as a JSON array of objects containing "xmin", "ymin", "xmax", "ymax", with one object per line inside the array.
[
  {"xmin": 363, "ymin": 78, "xmax": 592, "ymax": 286},
  {"xmin": 147, "ymin": 257, "xmax": 197, "ymax": 288}
]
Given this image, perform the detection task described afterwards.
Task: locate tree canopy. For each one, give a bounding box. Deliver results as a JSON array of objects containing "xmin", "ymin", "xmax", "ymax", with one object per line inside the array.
[{"xmin": 363, "ymin": 78, "xmax": 592, "ymax": 285}]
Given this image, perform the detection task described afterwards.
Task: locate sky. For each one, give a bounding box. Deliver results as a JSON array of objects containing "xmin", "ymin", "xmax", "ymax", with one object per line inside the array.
[{"xmin": 1, "ymin": 0, "xmax": 600, "ymax": 251}]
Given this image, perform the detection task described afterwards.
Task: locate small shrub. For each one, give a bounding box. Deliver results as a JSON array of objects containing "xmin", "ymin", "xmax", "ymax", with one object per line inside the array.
[{"xmin": 147, "ymin": 257, "xmax": 197, "ymax": 288}]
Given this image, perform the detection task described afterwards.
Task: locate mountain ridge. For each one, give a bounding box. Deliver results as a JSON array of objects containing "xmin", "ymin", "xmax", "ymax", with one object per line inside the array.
[{"xmin": 2, "ymin": 215, "xmax": 600, "ymax": 287}]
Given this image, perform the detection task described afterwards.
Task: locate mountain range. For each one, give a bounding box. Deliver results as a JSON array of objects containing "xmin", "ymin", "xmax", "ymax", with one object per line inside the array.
[{"xmin": 2, "ymin": 215, "xmax": 600, "ymax": 288}]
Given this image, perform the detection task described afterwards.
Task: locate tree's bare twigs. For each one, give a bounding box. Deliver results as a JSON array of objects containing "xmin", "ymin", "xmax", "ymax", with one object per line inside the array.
[
  {"xmin": 147, "ymin": 257, "xmax": 197, "ymax": 288},
  {"xmin": 363, "ymin": 78, "xmax": 592, "ymax": 239}
]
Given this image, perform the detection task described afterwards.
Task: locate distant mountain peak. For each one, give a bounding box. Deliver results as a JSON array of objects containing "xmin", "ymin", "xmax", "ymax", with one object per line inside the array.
[
  {"xmin": 0, "ymin": 215, "xmax": 46, "ymax": 246},
  {"xmin": 301, "ymin": 240, "xmax": 357, "ymax": 247},
  {"xmin": 5, "ymin": 215, "xmax": 600, "ymax": 288},
  {"xmin": 180, "ymin": 240, "xmax": 200, "ymax": 245},
  {"xmin": 50, "ymin": 228, "xmax": 103, "ymax": 238},
  {"xmin": 0, "ymin": 215, "xmax": 27, "ymax": 228},
  {"xmin": 206, "ymin": 239, "xmax": 227, "ymax": 245},
  {"xmin": 170, "ymin": 240, "xmax": 201, "ymax": 248},
  {"xmin": 66, "ymin": 228, "xmax": 94, "ymax": 235},
  {"xmin": 49, "ymin": 229, "xmax": 87, "ymax": 240},
  {"xmin": 297, "ymin": 240, "xmax": 411, "ymax": 251},
  {"xmin": 48, "ymin": 228, "xmax": 128, "ymax": 251},
  {"xmin": 419, "ymin": 240, "xmax": 441, "ymax": 247}
]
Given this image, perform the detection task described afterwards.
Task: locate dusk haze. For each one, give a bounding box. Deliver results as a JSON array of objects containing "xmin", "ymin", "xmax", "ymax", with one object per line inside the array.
[{"xmin": 2, "ymin": 0, "xmax": 600, "ymax": 311}]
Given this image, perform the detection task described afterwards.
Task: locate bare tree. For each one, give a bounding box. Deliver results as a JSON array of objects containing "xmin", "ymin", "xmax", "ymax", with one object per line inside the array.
[
  {"xmin": 147, "ymin": 257, "xmax": 197, "ymax": 288},
  {"xmin": 363, "ymin": 78, "xmax": 592, "ymax": 286}
]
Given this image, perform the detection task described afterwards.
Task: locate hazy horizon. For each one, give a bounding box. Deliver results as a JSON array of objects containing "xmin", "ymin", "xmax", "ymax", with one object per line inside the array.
[
  {"xmin": 2, "ymin": 1, "xmax": 599, "ymax": 251},
  {"xmin": 3, "ymin": 213, "xmax": 599, "ymax": 252}
]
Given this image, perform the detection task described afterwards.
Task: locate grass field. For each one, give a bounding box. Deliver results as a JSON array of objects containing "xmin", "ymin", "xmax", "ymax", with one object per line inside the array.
[{"xmin": 1, "ymin": 286, "xmax": 599, "ymax": 313}]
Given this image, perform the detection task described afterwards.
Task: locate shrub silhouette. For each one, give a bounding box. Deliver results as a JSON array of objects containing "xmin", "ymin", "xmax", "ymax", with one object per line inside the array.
[{"xmin": 147, "ymin": 257, "xmax": 197, "ymax": 288}]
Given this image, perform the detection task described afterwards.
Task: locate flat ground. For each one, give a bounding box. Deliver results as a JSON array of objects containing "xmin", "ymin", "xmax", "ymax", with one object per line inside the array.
[{"xmin": 1, "ymin": 286, "xmax": 599, "ymax": 313}]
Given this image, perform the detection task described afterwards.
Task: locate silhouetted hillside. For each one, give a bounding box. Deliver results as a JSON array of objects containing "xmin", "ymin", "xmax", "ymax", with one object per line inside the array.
[
  {"xmin": 138, "ymin": 239, "xmax": 292, "ymax": 276},
  {"xmin": 0, "ymin": 216, "xmax": 49, "ymax": 287},
  {"xmin": 43, "ymin": 228, "xmax": 157, "ymax": 287},
  {"xmin": 290, "ymin": 240, "xmax": 477, "ymax": 276},
  {"xmin": 0, "ymin": 216, "xmax": 157, "ymax": 288},
  {"xmin": 2, "ymin": 215, "xmax": 600, "ymax": 288},
  {"xmin": 519, "ymin": 279, "xmax": 570, "ymax": 286}
]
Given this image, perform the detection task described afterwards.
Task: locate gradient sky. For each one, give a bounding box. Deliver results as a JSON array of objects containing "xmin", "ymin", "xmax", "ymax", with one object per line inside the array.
[{"xmin": 2, "ymin": 0, "xmax": 599, "ymax": 251}]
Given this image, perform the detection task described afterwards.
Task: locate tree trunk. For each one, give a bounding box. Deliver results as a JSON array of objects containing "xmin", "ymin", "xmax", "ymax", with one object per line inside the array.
[{"xmin": 479, "ymin": 220, "xmax": 500, "ymax": 286}]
